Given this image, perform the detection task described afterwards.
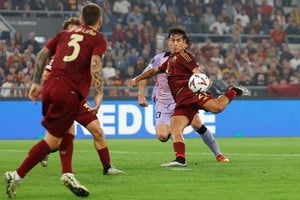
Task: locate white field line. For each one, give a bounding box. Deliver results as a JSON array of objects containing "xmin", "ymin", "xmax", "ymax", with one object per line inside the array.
[{"xmin": 1, "ymin": 149, "xmax": 300, "ymax": 157}]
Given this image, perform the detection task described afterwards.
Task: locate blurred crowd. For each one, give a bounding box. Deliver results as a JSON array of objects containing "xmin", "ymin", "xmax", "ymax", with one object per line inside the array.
[{"xmin": 0, "ymin": 0, "xmax": 300, "ymax": 97}]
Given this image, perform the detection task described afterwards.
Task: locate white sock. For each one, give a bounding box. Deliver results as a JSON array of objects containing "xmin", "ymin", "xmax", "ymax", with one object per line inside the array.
[
  {"xmin": 62, "ymin": 172, "xmax": 74, "ymax": 177},
  {"xmin": 14, "ymin": 171, "xmax": 22, "ymax": 182}
]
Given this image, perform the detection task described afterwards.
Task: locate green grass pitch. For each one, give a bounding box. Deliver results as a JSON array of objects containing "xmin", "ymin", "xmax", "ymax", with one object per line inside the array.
[{"xmin": 1, "ymin": 137, "xmax": 300, "ymax": 200}]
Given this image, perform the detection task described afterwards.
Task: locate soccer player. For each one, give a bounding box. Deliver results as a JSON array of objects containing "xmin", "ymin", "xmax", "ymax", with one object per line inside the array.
[
  {"xmin": 138, "ymin": 51, "xmax": 230, "ymax": 162},
  {"xmin": 5, "ymin": 3, "xmax": 110, "ymax": 198},
  {"xmin": 40, "ymin": 17, "xmax": 124, "ymax": 178},
  {"xmin": 131, "ymin": 27, "xmax": 249, "ymax": 167}
]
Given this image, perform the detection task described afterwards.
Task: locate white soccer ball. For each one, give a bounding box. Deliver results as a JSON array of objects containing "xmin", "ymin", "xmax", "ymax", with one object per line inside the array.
[{"xmin": 188, "ymin": 72, "xmax": 210, "ymax": 93}]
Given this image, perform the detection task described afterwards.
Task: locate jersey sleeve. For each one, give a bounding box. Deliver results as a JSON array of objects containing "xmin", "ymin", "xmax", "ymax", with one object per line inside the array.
[
  {"xmin": 46, "ymin": 31, "xmax": 61, "ymax": 55},
  {"xmin": 144, "ymin": 53, "xmax": 163, "ymax": 71},
  {"xmin": 92, "ymin": 35, "xmax": 107, "ymax": 57},
  {"xmin": 158, "ymin": 59, "xmax": 167, "ymax": 73}
]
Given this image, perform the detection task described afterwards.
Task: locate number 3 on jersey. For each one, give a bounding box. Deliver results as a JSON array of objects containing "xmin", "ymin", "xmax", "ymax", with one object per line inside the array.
[{"xmin": 63, "ymin": 34, "xmax": 83, "ymax": 62}]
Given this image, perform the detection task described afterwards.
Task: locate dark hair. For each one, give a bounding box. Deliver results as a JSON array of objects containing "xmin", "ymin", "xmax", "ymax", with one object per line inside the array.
[
  {"xmin": 62, "ymin": 17, "xmax": 80, "ymax": 30},
  {"xmin": 167, "ymin": 27, "xmax": 190, "ymax": 48},
  {"xmin": 81, "ymin": 3, "xmax": 102, "ymax": 26}
]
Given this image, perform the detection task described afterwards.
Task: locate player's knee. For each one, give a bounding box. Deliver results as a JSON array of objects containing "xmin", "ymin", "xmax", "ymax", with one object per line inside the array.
[
  {"xmin": 191, "ymin": 120, "xmax": 202, "ymax": 130},
  {"xmin": 158, "ymin": 133, "xmax": 171, "ymax": 142},
  {"xmin": 91, "ymin": 128, "xmax": 105, "ymax": 140}
]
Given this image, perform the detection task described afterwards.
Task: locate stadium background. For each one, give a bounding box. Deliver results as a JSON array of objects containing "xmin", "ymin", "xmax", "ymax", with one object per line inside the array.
[{"xmin": 0, "ymin": 0, "xmax": 299, "ymax": 138}]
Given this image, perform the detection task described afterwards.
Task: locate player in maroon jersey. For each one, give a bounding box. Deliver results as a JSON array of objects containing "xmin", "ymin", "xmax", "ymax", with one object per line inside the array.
[
  {"xmin": 42, "ymin": 58, "xmax": 124, "ymax": 175},
  {"xmin": 5, "ymin": 3, "xmax": 110, "ymax": 198},
  {"xmin": 137, "ymin": 51, "xmax": 230, "ymax": 163},
  {"xmin": 40, "ymin": 17, "xmax": 123, "ymax": 177},
  {"xmin": 131, "ymin": 27, "xmax": 249, "ymax": 167}
]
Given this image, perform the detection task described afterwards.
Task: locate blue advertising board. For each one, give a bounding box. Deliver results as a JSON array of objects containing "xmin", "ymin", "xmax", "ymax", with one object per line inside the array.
[{"xmin": 0, "ymin": 99, "xmax": 299, "ymax": 139}]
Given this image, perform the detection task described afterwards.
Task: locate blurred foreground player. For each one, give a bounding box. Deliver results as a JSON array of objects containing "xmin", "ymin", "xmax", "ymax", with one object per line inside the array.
[
  {"xmin": 40, "ymin": 17, "xmax": 123, "ymax": 178},
  {"xmin": 4, "ymin": 3, "xmax": 118, "ymax": 198}
]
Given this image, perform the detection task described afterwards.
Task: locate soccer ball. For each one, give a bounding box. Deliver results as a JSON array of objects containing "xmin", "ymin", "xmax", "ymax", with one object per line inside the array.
[{"xmin": 188, "ymin": 72, "xmax": 210, "ymax": 93}]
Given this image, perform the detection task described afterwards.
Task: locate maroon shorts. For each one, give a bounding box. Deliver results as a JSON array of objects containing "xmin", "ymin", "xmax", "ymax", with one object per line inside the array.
[
  {"xmin": 173, "ymin": 87, "xmax": 215, "ymax": 123},
  {"xmin": 41, "ymin": 75, "xmax": 81, "ymax": 138},
  {"xmin": 173, "ymin": 103, "xmax": 199, "ymax": 124},
  {"xmin": 76, "ymin": 100, "xmax": 98, "ymax": 127}
]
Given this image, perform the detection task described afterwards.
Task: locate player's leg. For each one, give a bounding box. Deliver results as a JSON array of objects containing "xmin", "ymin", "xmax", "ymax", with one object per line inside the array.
[
  {"xmin": 154, "ymin": 103, "xmax": 174, "ymax": 142},
  {"xmin": 155, "ymin": 124, "xmax": 171, "ymax": 142},
  {"xmin": 59, "ymin": 124, "xmax": 75, "ymax": 174},
  {"xmin": 55, "ymin": 124, "xmax": 89, "ymax": 197},
  {"xmin": 202, "ymin": 86, "xmax": 249, "ymax": 114},
  {"xmin": 190, "ymin": 114, "xmax": 229, "ymax": 162},
  {"xmin": 43, "ymin": 80, "xmax": 88, "ymax": 197},
  {"xmin": 5, "ymin": 132, "xmax": 61, "ymax": 198},
  {"xmin": 40, "ymin": 123, "xmax": 75, "ymax": 167},
  {"xmin": 76, "ymin": 99, "xmax": 123, "ymax": 175},
  {"xmin": 160, "ymin": 115, "xmax": 189, "ymax": 167},
  {"xmin": 85, "ymin": 119, "xmax": 124, "ymax": 175}
]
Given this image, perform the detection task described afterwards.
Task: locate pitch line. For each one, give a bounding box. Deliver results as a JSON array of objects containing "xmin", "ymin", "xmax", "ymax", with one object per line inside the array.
[
  {"xmin": 111, "ymin": 151, "xmax": 300, "ymax": 157},
  {"xmin": 1, "ymin": 149, "xmax": 300, "ymax": 157}
]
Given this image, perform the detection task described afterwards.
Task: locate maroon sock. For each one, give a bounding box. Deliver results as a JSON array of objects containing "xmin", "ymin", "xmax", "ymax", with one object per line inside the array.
[
  {"xmin": 16, "ymin": 140, "xmax": 51, "ymax": 178},
  {"xmin": 59, "ymin": 133, "xmax": 74, "ymax": 174},
  {"xmin": 224, "ymin": 88, "xmax": 237, "ymax": 102},
  {"xmin": 97, "ymin": 147, "xmax": 110, "ymax": 168},
  {"xmin": 173, "ymin": 142, "xmax": 185, "ymax": 159}
]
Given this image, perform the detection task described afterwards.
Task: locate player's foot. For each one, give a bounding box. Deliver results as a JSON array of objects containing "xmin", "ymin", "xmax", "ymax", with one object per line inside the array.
[
  {"xmin": 4, "ymin": 171, "xmax": 20, "ymax": 198},
  {"xmin": 160, "ymin": 157, "xmax": 187, "ymax": 167},
  {"xmin": 103, "ymin": 166, "xmax": 125, "ymax": 175},
  {"xmin": 40, "ymin": 155, "xmax": 48, "ymax": 167},
  {"xmin": 216, "ymin": 154, "xmax": 230, "ymax": 162},
  {"xmin": 60, "ymin": 173, "xmax": 89, "ymax": 197},
  {"xmin": 230, "ymin": 85, "xmax": 250, "ymax": 96}
]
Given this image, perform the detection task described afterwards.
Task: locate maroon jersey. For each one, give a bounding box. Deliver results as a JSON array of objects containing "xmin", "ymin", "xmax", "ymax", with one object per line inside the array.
[
  {"xmin": 158, "ymin": 50, "xmax": 199, "ymax": 105},
  {"xmin": 42, "ymin": 25, "xmax": 106, "ymax": 137},
  {"xmin": 158, "ymin": 50, "xmax": 214, "ymax": 123},
  {"xmin": 46, "ymin": 25, "xmax": 107, "ymax": 98}
]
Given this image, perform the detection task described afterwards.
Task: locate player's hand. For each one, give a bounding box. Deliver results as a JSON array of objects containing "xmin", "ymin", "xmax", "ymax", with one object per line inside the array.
[
  {"xmin": 28, "ymin": 83, "xmax": 42, "ymax": 103},
  {"xmin": 130, "ymin": 78, "xmax": 138, "ymax": 87},
  {"xmin": 91, "ymin": 93, "xmax": 103, "ymax": 113},
  {"xmin": 138, "ymin": 95, "xmax": 149, "ymax": 107}
]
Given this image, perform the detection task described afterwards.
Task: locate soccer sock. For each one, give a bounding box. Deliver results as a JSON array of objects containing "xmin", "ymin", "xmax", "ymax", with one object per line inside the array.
[
  {"xmin": 16, "ymin": 140, "xmax": 51, "ymax": 178},
  {"xmin": 173, "ymin": 142, "xmax": 185, "ymax": 161},
  {"xmin": 97, "ymin": 147, "xmax": 111, "ymax": 171},
  {"xmin": 13, "ymin": 171, "xmax": 22, "ymax": 182},
  {"xmin": 224, "ymin": 88, "xmax": 237, "ymax": 102},
  {"xmin": 59, "ymin": 133, "xmax": 74, "ymax": 174},
  {"xmin": 197, "ymin": 125, "xmax": 221, "ymax": 156}
]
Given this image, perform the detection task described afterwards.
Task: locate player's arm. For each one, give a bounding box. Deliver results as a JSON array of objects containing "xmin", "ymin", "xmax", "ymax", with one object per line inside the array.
[
  {"xmin": 138, "ymin": 79, "xmax": 149, "ymax": 107},
  {"xmin": 29, "ymin": 47, "xmax": 51, "ymax": 103},
  {"xmin": 42, "ymin": 69, "xmax": 50, "ymax": 81},
  {"xmin": 90, "ymin": 54, "xmax": 103, "ymax": 113},
  {"xmin": 33, "ymin": 47, "xmax": 52, "ymax": 84},
  {"xmin": 131, "ymin": 68, "xmax": 160, "ymax": 87}
]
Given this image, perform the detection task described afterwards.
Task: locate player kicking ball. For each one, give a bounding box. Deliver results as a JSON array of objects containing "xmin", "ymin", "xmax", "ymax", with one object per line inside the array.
[{"xmin": 131, "ymin": 27, "xmax": 249, "ymax": 167}]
